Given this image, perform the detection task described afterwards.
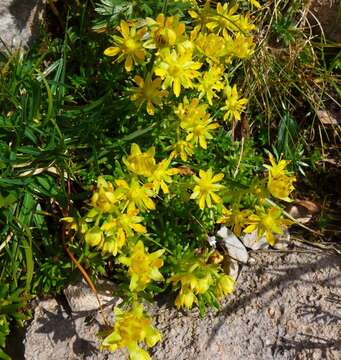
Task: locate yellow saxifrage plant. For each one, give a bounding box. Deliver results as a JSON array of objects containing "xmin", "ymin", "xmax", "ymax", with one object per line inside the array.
[
  {"xmin": 71, "ymin": 1, "xmax": 298, "ymax": 358},
  {"xmin": 123, "ymin": 143, "xmax": 156, "ymax": 177},
  {"xmin": 222, "ymin": 84, "xmax": 248, "ymax": 122},
  {"xmin": 130, "ymin": 75, "xmax": 168, "ymax": 115}
]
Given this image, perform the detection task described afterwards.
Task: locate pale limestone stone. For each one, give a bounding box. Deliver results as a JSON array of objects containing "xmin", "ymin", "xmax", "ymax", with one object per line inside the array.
[{"xmin": 0, "ymin": 0, "xmax": 45, "ymax": 52}]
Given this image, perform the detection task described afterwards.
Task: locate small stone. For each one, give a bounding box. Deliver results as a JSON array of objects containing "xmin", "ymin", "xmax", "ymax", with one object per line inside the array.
[
  {"xmin": 64, "ymin": 279, "xmax": 119, "ymax": 313},
  {"xmin": 217, "ymin": 226, "xmax": 249, "ymax": 263},
  {"xmin": 241, "ymin": 230, "xmax": 268, "ymax": 250},
  {"xmin": 268, "ymin": 308, "xmax": 275, "ymax": 318},
  {"xmin": 0, "ymin": 0, "xmax": 45, "ymax": 52}
]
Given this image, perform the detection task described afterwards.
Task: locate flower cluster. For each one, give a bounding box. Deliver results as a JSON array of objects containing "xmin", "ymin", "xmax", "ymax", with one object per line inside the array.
[
  {"xmin": 118, "ymin": 240, "xmax": 164, "ymax": 292},
  {"xmin": 169, "ymin": 252, "xmax": 235, "ymax": 309},
  {"xmin": 65, "ymin": 144, "xmax": 179, "ymax": 357},
  {"xmin": 218, "ymin": 154, "xmax": 296, "ymax": 245},
  {"xmin": 101, "ymin": 303, "xmax": 162, "ymax": 360},
  {"xmin": 72, "ymin": 1, "xmax": 298, "ymax": 358},
  {"xmin": 77, "ymin": 143, "xmax": 179, "ymax": 257},
  {"xmin": 104, "ymin": 1, "xmax": 254, "ymax": 158}
]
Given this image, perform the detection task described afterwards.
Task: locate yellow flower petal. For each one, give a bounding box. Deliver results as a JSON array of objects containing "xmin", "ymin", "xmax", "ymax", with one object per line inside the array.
[{"xmin": 104, "ymin": 47, "xmax": 120, "ymax": 57}]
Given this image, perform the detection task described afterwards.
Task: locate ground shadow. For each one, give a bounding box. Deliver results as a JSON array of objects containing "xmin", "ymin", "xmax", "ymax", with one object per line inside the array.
[
  {"xmin": 9, "ymin": 0, "xmax": 39, "ymax": 31},
  {"xmin": 273, "ymin": 333, "xmax": 341, "ymax": 358},
  {"xmin": 32, "ymin": 295, "xmax": 114, "ymax": 358},
  {"xmin": 207, "ymin": 253, "xmax": 341, "ymax": 348}
]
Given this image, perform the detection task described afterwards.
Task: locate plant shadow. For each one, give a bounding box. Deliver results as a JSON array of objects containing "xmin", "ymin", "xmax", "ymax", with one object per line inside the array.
[
  {"xmin": 207, "ymin": 253, "xmax": 341, "ymax": 352},
  {"xmin": 33, "ymin": 295, "xmax": 116, "ymax": 358}
]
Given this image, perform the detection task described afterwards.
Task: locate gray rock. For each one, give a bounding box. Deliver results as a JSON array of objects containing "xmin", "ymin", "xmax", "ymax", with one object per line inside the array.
[
  {"xmin": 25, "ymin": 249, "xmax": 341, "ymax": 359},
  {"xmin": 64, "ymin": 279, "xmax": 119, "ymax": 313},
  {"xmin": 152, "ymin": 250, "xmax": 341, "ymax": 360},
  {"xmin": 0, "ymin": 0, "xmax": 45, "ymax": 52},
  {"xmin": 24, "ymin": 296, "xmax": 121, "ymax": 360}
]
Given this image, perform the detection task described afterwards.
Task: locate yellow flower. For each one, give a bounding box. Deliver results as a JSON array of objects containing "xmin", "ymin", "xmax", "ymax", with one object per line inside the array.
[
  {"xmin": 224, "ymin": 32, "xmax": 255, "ymax": 60},
  {"xmin": 221, "ymin": 84, "xmax": 248, "ymax": 121},
  {"xmin": 188, "ymin": 1, "xmax": 213, "ymax": 30},
  {"xmin": 101, "ymin": 209, "xmax": 147, "ymax": 255},
  {"xmin": 268, "ymin": 175, "xmax": 296, "ymax": 202},
  {"xmin": 169, "ymin": 140, "xmax": 193, "ymax": 161},
  {"xmin": 101, "ymin": 303, "xmax": 161, "ymax": 358},
  {"xmin": 215, "ymin": 274, "xmax": 235, "ymax": 299},
  {"xmin": 169, "ymin": 253, "xmax": 232, "ymax": 309},
  {"xmin": 176, "ymin": 97, "xmax": 208, "ymax": 128},
  {"xmin": 85, "ymin": 226, "xmax": 104, "ymax": 247},
  {"xmin": 100, "ymin": 233, "xmax": 127, "ymax": 256},
  {"xmin": 119, "ymin": 240, "xmax": 164, "ymax": 292},
  {"xmin": 265, "ymin": 154, "xmax": 296, "ymax": 201},
  {"xmin": 185, "ymin": 116, "xmax": 219, "ymax": 149},
  {"xmin": 115, "ymin": 178, "xmax": 155, "ymax": 212},
  {"xmin": 238, "ymin": 14, "xmax": 257, "ymax": 32},
  {"xmin": 154, "ymin": 48, "xmax": 202, "ymax": 97},
  {"xmin": 148, "ymin": 157, "xmax": 179, "ymax": 194},
  {"xmin": 171, "ymin": 270, "xmax": 212, "ymax": 309},
  {"xmin": 217, "ymin": 207, "xmax": 252, "ymax": 236},
  {"xmin": 145, "ymin": 13, "xmax": 186, "ymax": 49},
  {"xmin": 91, "ymin": 177, "xmax": 120, "ymax": 213},
  {"xmin": 249, "ymin": 0, "xmax": 261, "ymax": 9},
  {"xmin": 191, "ymin": 168, "xmax": 224, "ymax": 209},
  {"xmin": 104, "ymin": 20, "xmax": 146, "ymax": 72},
  {"xmin": 84, "ymin": 225, "xmax": 126, "ymax": 256},
  {"xmin": 103, "ymin": 209, "xmax": 147, "ymax": 238},
  {"xmin": 123, "ymin": 143, "xmax": 156, "ymax": 177},
  {"xmin": 194, "ymin": 33, "xmax": 227, "ymax": 61},
  {"xmin": 244, "ymin": 207, "xmax": 292, "ymax": 246},
  {"xmin": 84, "ymin": 208, "xmax": 147, "ymax": 256},
  {"xmin": 130, "ymin": 75, "xmax": 167, "ymax": 115},
  {"xmin": 197, "ymin": 65, "xmax": 225, "ymax": 105},
  {"xmin": 206, "ymin": 3, "xmax": 240, "ymax": 33},
  {"xmin": 174, "ymin": 287, "xmax": 197, "ymax": 309},
  {"xmin": 171, "ymin": 273, "xmax": 213, "ymax": 295},
  {"xmin": 175, "ymin": 98, "xmax": 218, "ymax": 149},
  {"xmin": 264, "ymin": 154, "xmax": 291, "ymax": 178}
]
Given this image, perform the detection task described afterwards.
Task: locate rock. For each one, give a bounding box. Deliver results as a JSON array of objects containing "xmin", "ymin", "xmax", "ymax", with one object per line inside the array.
[
  {"xmin": 25, "ymin": 249, "xmax": 341, "ymax": 359},
  {"xmin": 241, "ymin": 230, "xmax": 268, "ymax": 251},
  {"xmin": 24, "ymin": 296, "xmax": 122, "ymax": 360},
  {"xmin": 287, "ymin": 204, "xmax": 313, "ymax": 224},
  {"xmin": 317, "ymin": 110, "xmax": 341, "ymax": 125},
  {"xmin": 217, "ymin": 226, "xmax": 249, "ymax": 264},
  {"xmin": 226, "ymin": 257, "xmax": 240, "ymax": 281},
  {"xmin": 151, "ymin": 250, "xmax": 341, "ymax": 360},
  {"xmin": 308, "ymin": 0, "xmax": 341, "ymax": 42},
  {"xmin": 241, "ymin": 228, "xmax": 291, "ymax": 251},
  {"xmin": 64, "ymin": 279, "xmax": 119, "ymax": 313},
  {"xmin": 207, "ymin": 235, "xmax": 217, "ymax": 248},
  {"xmin": 0, "ymin": 0, "xmax": 45, "ymax": 53}
]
